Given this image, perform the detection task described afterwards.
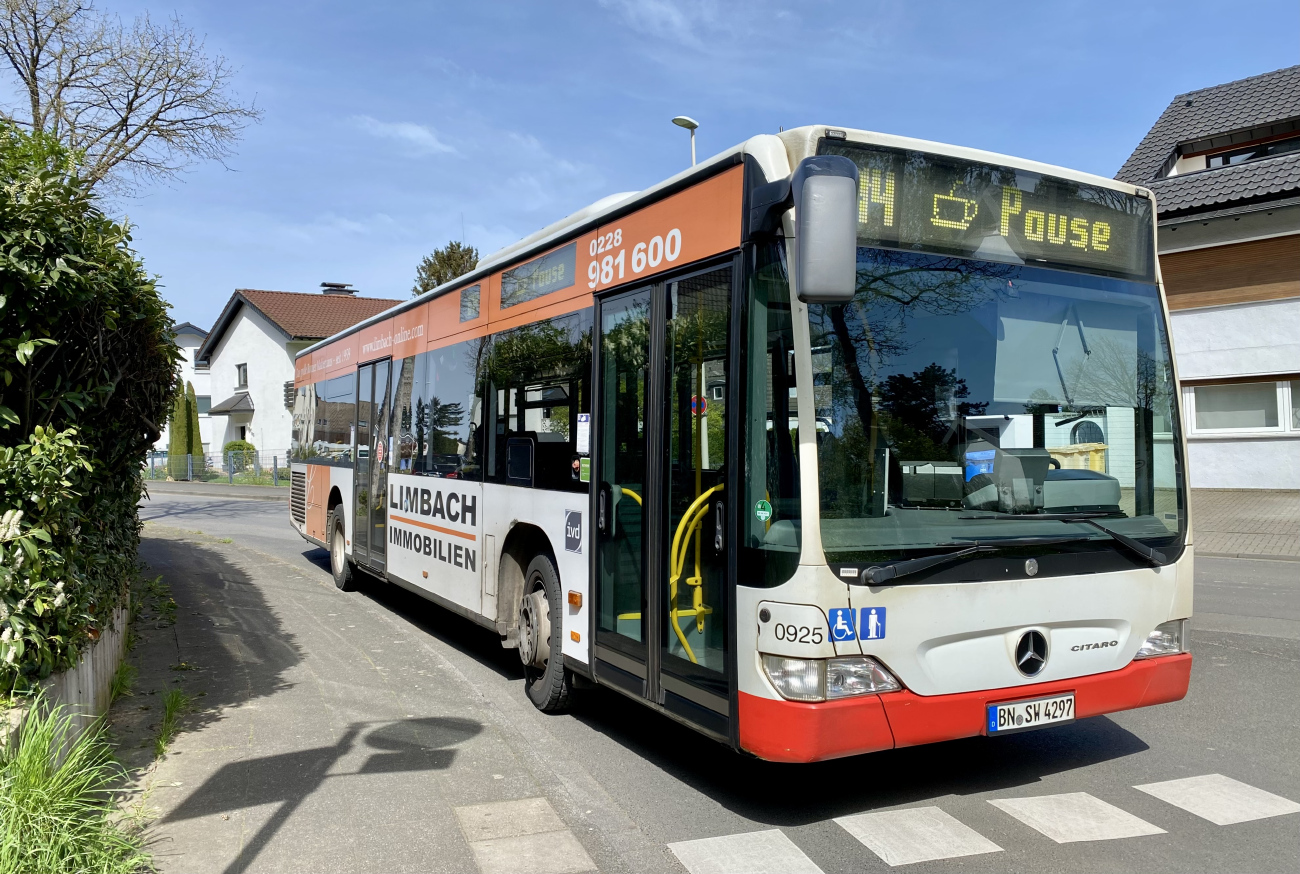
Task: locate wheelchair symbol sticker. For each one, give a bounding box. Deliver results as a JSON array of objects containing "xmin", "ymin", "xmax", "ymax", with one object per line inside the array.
[
  {"xmin": 828, "ymin": 608, "xmax": 857, "ymax": 642},
  {"xmin": 860, "ymin": 607, "xmax": 887, "ymax": 640}
]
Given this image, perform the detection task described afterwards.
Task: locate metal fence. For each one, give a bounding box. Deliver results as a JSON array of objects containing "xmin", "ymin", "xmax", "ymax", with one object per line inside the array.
[{"xmin": 144, "ymin": 450, "xmax": 292, "ymax": 487}]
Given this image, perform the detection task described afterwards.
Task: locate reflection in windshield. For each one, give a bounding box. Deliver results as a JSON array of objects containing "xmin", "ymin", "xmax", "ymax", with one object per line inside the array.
[{"xmin": 808, "ymin": 248, "xmax": 1185, "ymax": 562}]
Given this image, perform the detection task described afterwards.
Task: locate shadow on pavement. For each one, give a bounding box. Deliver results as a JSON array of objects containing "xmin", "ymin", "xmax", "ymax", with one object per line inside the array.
[{"xmin": 163, "ymin": 716, "xmax": 482, "ymax": 874}]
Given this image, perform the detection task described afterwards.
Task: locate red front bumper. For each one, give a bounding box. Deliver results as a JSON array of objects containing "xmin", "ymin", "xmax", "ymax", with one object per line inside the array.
[{"xmin": 739, "ymin": 653, "xmax": 1191, "ymax": 763}]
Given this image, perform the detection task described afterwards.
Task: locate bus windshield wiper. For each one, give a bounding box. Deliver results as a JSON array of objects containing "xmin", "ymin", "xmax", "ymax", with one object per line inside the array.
[
  {"xmin": 958, "ymin": 512, "xmax": 1166, "ymax": 566},
  {"xmin": 854, "ymin": 535, "xmax": 1090, "ymax": 585}
]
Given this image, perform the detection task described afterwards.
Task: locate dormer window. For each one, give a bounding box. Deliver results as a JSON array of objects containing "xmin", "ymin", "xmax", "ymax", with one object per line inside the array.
[{"xmin": 1206, "ymin": 134, "xmax": 1300, "ymax": 168}]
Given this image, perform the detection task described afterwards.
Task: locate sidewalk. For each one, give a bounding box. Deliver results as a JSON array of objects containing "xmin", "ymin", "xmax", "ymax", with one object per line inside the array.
[
  {"xmin": 119, "ymin": 525, "xmax": 668, "ymax": 874},
  {"xmin": 144, "ymin": 480, "xmax": 289, "ymax": 501},
  {"xmin": 1192, "ymin": 489, "xmax": 1300, "ymax": 560}
]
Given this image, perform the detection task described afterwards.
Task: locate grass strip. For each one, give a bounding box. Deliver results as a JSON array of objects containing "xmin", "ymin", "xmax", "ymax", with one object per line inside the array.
[
  {"xmin": 0, "ymin": 697, "xmax": 150, "ymax": 873},
  {"xmin": 153, "ymin": 690, "xmax": 189, "ymax": 759}
]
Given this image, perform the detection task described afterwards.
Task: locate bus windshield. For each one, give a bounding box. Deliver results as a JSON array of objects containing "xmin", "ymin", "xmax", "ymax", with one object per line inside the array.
[{"xmin": 808, "ymin": 248, "xmax": 1185, "ymax": 564}]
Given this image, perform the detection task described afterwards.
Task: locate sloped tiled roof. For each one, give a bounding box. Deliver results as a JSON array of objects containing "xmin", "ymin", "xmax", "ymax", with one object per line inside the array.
[
  {"xmin": 197, "ymin": 288, "xmax": 402, "ymax": 363},
  {"xmin": 237, "ymin": 289, "xmax": 402, "ymax": 340},
  {"xmin": 1116, "ymin": 65, "xmax": 1300, "ymax": 215}
]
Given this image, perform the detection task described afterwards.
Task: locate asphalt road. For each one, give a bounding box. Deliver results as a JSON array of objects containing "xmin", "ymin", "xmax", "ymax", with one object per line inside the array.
[{"xmin": 137, "ymin": 492, "xmax": 1300, "ymax": 874}]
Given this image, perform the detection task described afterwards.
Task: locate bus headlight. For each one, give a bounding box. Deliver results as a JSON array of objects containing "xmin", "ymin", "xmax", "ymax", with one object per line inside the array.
[
  {"xmin": 1135, "ymin": 619, "xmax": 1187, "ymax": 659},
  {"xmin": 762, "ymin": 655, "xmax": 824, "ymax": 701},
  {"xmin": 827, "ymin": 657, "xmax": 901, "ymax": 698},
  {"xmin": 762, "ymin": 655, "xmax": 901, "ymax": 702}
]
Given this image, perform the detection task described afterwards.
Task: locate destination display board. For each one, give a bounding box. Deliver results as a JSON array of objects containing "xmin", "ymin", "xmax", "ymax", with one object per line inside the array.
[{"xmin": 819, "ymin": 141, "xmax": 1154, "ymax": 279}]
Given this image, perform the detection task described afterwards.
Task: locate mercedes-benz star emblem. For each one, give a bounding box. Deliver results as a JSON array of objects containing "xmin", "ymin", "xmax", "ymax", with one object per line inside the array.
[
  {"xmin": 1025, "ymin": 558, "xmax": 1039, "ymax": 576},
  {"xmin": 1016, "ymin": 630, "xmax": 1049, "ymax": 677}
]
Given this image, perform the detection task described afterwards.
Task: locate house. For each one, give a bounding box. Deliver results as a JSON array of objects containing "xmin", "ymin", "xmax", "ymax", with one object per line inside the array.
[
  {"xmin": 1116, "ymin": 65, "xmax": 1300, "ymax": 489},
  {"xmin": 154, "ymin": 322, "xmax": 215, "ymax": 453},
  {"xmin": 196, "ymin": 285, "xmax": 402, "ymax": 455}
]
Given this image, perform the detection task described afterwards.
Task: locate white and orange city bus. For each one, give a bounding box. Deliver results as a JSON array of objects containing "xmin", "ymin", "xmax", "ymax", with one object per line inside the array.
[{"xmin": 289, "ymin": 127, "xmax": 1193, "ymax": 762}]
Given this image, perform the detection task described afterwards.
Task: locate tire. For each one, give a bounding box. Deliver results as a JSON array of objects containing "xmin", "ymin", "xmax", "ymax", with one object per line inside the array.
[
  {"xmin": 328, "ymin": 508, "xmax": 355, "ymax": 591},
  {"xmin": 518, "ymin": 554, "xmax": 570, "ymax": 712}
]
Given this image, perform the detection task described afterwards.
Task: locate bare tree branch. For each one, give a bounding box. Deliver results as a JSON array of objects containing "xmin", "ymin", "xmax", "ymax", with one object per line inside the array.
[{"xmin": 0, "ymin": 0, "xmax": 261, "ymax": 192}]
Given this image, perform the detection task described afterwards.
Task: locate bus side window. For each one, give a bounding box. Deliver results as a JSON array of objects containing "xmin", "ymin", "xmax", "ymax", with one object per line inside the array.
[{"xmin": 486, "ymin": 310, "xmax": 592, "ymax": 493}]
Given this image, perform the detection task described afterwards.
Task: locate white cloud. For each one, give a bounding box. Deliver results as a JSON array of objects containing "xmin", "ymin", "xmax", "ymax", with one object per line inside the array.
[
  {"xmin": 597, "ymin": 0, "xmax": 721, "ymax": 46},
  {"xmin": 350, "ymin": 116, "xmax": 457, "ymax": 156}
]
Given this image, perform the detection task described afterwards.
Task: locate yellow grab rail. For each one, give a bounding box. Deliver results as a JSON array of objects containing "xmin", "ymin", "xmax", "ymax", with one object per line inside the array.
[{"xmin": 612, "ymin": 483, "xmax": 723, "ymax": 666}]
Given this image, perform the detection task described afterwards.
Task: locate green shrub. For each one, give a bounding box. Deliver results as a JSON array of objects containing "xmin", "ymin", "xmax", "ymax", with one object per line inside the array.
[
  {"xmin": 0, "ymin": 697, "xmax": 149, "ymax": 873},
  {"xmin": 223, "ymin": 439, "xmax": 256, "ymax": 473},
  {"xmin": 0, "ymin": 123, "xmax": 176, "ymax": 687}
]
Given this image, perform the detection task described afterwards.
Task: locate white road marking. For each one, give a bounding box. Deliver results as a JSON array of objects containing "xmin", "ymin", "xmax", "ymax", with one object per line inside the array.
[
  {"xmin": 835, "ymin": 806, "xmax": 1003, "ymax": 866},
  {"xmin": 454, "ymin": 797, "xmax": 596, "ymax": 874},
  {"xmin": 669, "ymin": 828, "xmax": 824, "ymax": 874},
  {"xmin": 989, "ymin": 792, "xmax": 1166, "ymax": 843},
  {"xmin": 1134, "ymin": 774, "xmax": 1300, "ymax": 826}
]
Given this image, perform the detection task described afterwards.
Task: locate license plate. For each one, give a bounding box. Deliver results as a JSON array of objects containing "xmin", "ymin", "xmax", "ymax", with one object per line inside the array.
[{"xmin": 987, "ymin": 693, "xmax": 1075, "ymax": 735}]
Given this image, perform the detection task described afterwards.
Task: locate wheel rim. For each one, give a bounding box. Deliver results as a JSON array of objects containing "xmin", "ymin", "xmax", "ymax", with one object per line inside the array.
[
  {"xmin": 519, "ymin": 577, "xmax": 551, "ymax": 670},
  {"xmin": 331, "ymin": 524, "xmax": 344, "ymax": 576}
]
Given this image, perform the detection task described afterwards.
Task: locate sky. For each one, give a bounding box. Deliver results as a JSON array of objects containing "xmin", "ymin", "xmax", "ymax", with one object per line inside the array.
[{"xmin": 71, "ymin": 0, "xmax": 1300, "ymax": 328}]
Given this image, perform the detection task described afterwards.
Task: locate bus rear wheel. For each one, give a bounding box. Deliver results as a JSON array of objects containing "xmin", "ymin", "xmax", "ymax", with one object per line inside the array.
[
  {"xmin": 328, "ymin": 508, "xmax": 355, "ymax": 591},
  {"xmin": 518, "ymin": 554, "xmax": 570, "ymax": 712}
]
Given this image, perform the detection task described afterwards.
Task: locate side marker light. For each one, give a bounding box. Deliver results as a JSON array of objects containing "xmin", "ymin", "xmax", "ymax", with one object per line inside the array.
[
  {"xmin": 570, "ymin": 631, "xmax": 581, "ymax": 643},
  {"xmin": 568, "ymin": 591, "xmax": 582, "ymax": 609}
]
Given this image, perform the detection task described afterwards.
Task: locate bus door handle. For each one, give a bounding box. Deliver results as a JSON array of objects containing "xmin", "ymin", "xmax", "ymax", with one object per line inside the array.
[
  {"xmin": 597, "ymin": 483, "xmax": 609, "ymax": 535},
  {"xmin": 713, "ymin": 500, "xmax": 724, "ymax": 552}
]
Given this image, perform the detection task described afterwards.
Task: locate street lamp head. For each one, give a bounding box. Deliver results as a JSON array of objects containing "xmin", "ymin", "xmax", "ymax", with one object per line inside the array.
[{"xmin": 672, "ymin": 116, "xmax": 699, "ymax": 131}]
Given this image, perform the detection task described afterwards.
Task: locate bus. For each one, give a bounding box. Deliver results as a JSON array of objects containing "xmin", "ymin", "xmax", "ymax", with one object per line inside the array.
[{"xmin": 289, "ymin": 126, "xmax": 1192, "ymax": 762}]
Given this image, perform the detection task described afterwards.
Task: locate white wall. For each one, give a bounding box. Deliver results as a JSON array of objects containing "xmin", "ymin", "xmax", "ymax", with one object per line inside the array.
[
  {"xmin": 1187, "ymin": 438, "xmax": 1300, "ymax": 490},
  {"xmin": 1170, "ymin": 298, "xmax": 1300, "ymax": 381},
  {"xmin": 1171, "ymin": 297, "xmax": 1300, "ymax": 489},
  {"xmin": 154, "ymin": 330, "xmax": 215, "ymax": 453},
  {"xmin": 206, "ymin": 307, "xmax": 296, "ymax": 455}
]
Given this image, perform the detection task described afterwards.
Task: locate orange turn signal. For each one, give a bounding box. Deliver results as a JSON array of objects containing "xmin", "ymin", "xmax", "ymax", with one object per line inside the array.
[
  {"xmin": 570, "ymin": 630, "xmax": 581, "ymax": 642},
  {"xmin": 567, "ymin": 591, "xmax": 582, "ymax": 609}
]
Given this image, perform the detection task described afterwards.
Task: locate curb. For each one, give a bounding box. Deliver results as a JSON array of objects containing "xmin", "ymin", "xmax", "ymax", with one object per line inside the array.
[
  {"xmin": 143, "ymin": 482, "xmax": 289, "ymax": 502},
  {"xmin": 1198, "ymin": 551, "xmax": 1300, "ymax": 563}
]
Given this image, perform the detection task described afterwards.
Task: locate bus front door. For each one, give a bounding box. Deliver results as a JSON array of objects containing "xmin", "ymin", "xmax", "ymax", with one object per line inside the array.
[
  {"xmin": 594, "ymin": 263, "xmax": 734, "ymax": 739},
  {"xmin": 353, "ymin": 359, "xmax": 392, "ymax": 572}
]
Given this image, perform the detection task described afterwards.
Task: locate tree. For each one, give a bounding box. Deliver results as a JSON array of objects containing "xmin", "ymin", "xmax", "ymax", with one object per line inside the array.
[
  {"xmin": 167, "ymin": 380, "xmax": 186, "ymax": 477},
  {"xmin": 0, "ymin": 0, "xmax": 262, "ymax": 192},
  {"xmin": 412, "ymin": 240, "xmax": 478, "ymax": 298},
  {"xmin": 185, "ymin": 381, "xmax": 201, "ymax": 455}
]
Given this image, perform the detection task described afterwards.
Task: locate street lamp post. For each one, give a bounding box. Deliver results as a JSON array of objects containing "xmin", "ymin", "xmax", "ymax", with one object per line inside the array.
[{"xmin": 672, "ymin": 116, "xmax": 699, "ymax": 167}]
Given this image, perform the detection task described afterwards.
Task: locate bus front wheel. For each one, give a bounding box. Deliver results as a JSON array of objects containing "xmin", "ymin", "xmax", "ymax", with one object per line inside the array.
[
  {"xmin": 518, "ymin": 554, "xmax": 570, "ymax": 712},
  {"xmin": 328, "ymin": 509, "xmax": 355, "ymax": 592}
]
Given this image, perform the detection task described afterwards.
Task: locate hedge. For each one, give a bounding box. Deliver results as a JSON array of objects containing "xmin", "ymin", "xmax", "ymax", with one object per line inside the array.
[{"xmin": 0, "ymin": 124, "xmax": 177, "ymax": 687}]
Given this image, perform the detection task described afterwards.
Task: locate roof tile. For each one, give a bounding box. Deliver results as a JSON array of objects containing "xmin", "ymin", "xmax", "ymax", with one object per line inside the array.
[
  {"xmin": 1117, "ymin": 65, "xmax": 1300, "ymax": 185},
  {"xmin": 1150, "ymin": 151, "xmax": 1300, "ymax": 214},
  {"xmin": 236, "ymin": 289, "xmax": 402, "ymax": 340}
]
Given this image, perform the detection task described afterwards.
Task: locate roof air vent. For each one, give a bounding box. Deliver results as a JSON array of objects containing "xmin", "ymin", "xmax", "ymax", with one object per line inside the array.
[{"xmin": 321, "ymin": 282, "xmax": 357, "ymax": 296}]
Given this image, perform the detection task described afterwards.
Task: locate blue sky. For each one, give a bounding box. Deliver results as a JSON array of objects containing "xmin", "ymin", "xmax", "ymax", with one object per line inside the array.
[{"xmin": 94, "ymin": 0, "xmax": 1298, "ymax": 328}]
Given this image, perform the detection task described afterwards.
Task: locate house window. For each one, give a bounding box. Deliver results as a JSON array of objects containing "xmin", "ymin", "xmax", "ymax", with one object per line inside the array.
[
  {"xmin": 235, "ymin": 363, "xmax": 248, "ymax": 389},
  {"xmin": 196, "ymin": 395, "xmax": 211, "ymax": 415},
  {"xmin": 1205, "ymin": 134, "xmax": 1300, "ymax": 168},
  {"xmin": 1070, "ymin": 420, "xmax": 1104, "ymax": 444},
  {"xmin": 1185, "ymin": 381, "xmax": 1300, "ymax": 435}
]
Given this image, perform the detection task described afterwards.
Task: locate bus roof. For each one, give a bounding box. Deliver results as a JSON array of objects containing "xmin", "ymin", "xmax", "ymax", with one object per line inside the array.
[{"xmin": 297, "ymin": 126, "xmax": 1152, "ymax": 361}]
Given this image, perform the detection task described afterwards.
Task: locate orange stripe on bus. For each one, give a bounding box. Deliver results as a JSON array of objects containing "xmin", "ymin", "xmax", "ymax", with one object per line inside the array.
[{"xmin": 389, "ymin": 514, "xmax": 478, "ymax": 541}]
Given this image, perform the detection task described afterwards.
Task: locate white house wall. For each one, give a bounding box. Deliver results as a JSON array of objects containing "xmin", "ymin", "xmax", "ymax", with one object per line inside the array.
[
  {"xmin": 1170, "ymin": 298, "xmax": 1300, "ymax": 489},
  {"xmin": 207, "ymin": 307, "xmax": 296, "ymax": 455},
  {"xmin": 154, "ymin": 330, "xmax": 215, "ymax": 453},
  {"xmin": 1170, "ymin": 298, "xmax": 1300, "ymax": 381}
]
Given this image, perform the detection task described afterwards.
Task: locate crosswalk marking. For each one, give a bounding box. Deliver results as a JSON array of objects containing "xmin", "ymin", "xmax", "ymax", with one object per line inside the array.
[
  {"xmin": 669, "ymin": 828, "xmax": 824, "ymax": 874},
  {"xmin": 835, "ymin": 806, "xmax": 1003, "ymax": 866},
  {"xmin": 989, "ymin": 792, "xmax": 1166, "ymax": 843},
  {"xmin": 1134, "ymin": 774, "xmax": 1300, "ymax": 826}
]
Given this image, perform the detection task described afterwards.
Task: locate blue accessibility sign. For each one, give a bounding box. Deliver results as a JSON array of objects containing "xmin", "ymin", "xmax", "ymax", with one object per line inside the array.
[
  {"xmin": 860, "ymin": 607, "xmax": 887, "ymax": 641},
  {"xmin": 828, "ymin": 607, "xmax": 857, "ymax": 642}
]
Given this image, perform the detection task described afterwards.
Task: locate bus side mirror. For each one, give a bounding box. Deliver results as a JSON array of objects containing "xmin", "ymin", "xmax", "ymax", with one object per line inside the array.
[{"xmin": 791, "ymin": 155, "xmax": 859, "ymax": 303}]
